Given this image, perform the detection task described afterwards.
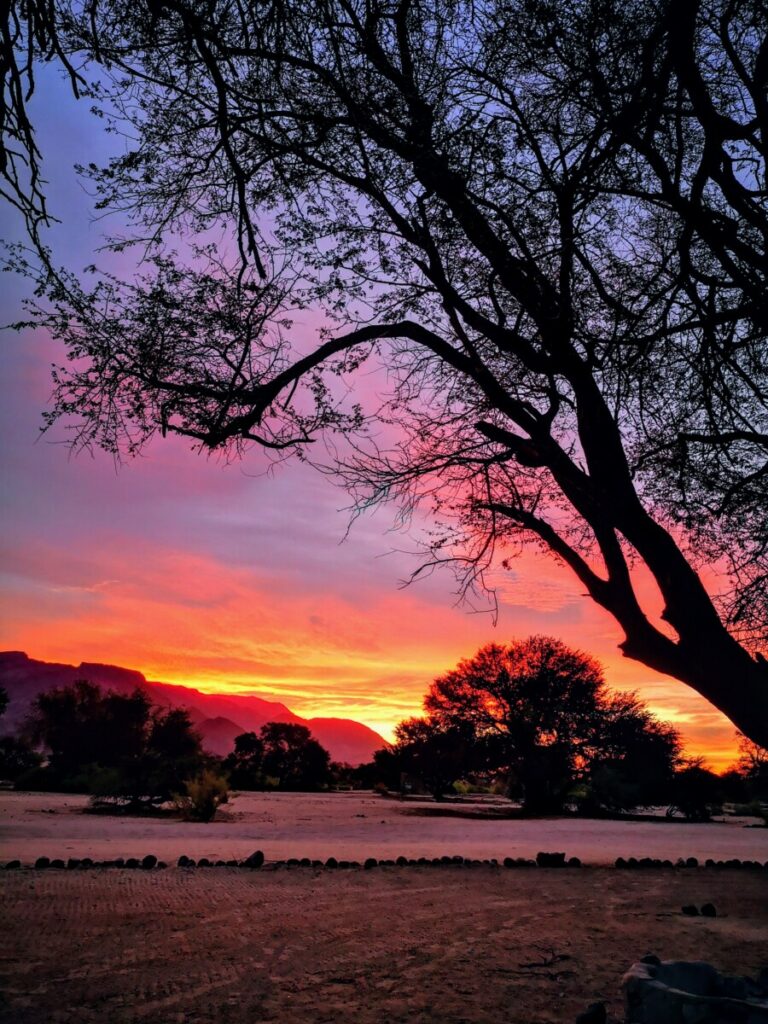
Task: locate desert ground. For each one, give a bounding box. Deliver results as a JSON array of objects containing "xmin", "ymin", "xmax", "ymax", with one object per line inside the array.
[
  {"xmin": 2, "ymin": 789, "xmax": 767, "ymax": 864},
  {"xmin": 1, "ymin": 792, "xmax": 766, "ymax": 1024}
]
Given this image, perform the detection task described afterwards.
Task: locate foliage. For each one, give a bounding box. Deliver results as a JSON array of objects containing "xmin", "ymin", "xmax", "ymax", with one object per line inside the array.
[
  {"xmin": 735, "ymin": 733, "xmax": 768, "ymax": 802},
  {"xmin": 223, "ymin": 730, "xmax": 265, "ymax": 789},
  {"xmin": 173, "ymin": 769, "xmax": 230, "ymax": 822},
  {"xmin": 260, "ymin": 723, "xmax": 331, "ymax": 791},
  {"xmin": 25, "ymin": 680, "xmax": 206, "ymax": 806},
  {"xmin": 388, "ymin": 717, "xmax": 474, "ymax": 799},
  {"xmin": 224, "ymin": 723, "xmax": 331, "ymax": 791},
  {"xmin": 0, "ymin": 735, "xmax": 43, "ymax": 781},
  {"xmin": 667, "ymin": 759, "xmax": 723, "ymax": 822},
  {"xmin": 420, "ymin": 637, "xmax": 682, "ymax": 813},
  {"xmin": 4, "ymin": 0, "xmax": 768, "ymax": 743}
]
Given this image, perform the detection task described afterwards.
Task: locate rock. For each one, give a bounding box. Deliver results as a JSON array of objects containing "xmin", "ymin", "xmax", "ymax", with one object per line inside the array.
[
  {"xmin": 5, "ymin": 860, "xmax": 21, "ymax": 870},
  {"xmin": 114, "ymin": 858, "xmax": 125, "ymax": 868},
  {"xmin": 641, "ymin": 954, "xmax": 661, "ymax": 966},
  {"xmin": 338, "ymin": 860, "xmax": 351, "ymax": 869},
  {"xmin": 81, "ymin": 857, "xmax": 93, "ymax": 869},
  {"xmin": 325, "ymin": 857, "xmax": 338, "ymax": 869},
  {"xmin": 504, "ymin": 857, "xmax": 515, "ymax": 868},
  {"xmin": 157, "ymin": 861, "xmax": 167, "ymax": 869},
  {"xmin": 312, "ymin": 860, "xmax": 323, "ymax": 868},
  {"xmin": 34, "ymin": 857, "xmax": 50, "ymax": 870},
  {"xmin": 568, "ymin": 856, "xmax": 582, "ymax": 868},
  {"xmin": 627, "ymin": 857, "xmax": 639, "ymax": 869},
  {"xmin": 67, "ymin": 858, "xmax": 81, "ymax": 869},
  {"xmin": 286, "ymin": 858, "xmax": 300, "ymax": 867},
  {"xmin": 686, "ymin": 856, "xmax": 699, "ymax": 868},
  {"xmin": 125, "ymin": 858, "xmax": 140, "ymax": 869},
  {"xmin": 300, "ymin": 857, "xmax": 311, "ymax": 867},
  {"xmin": 197, "ymin": 857, "xmax": 211, "ymax": 867},
  {"xmin": 364, "ymin": 858, "xmax": 378, "ymax": 870},
  {"xmin": 575, "ymin": 1001, "xmax": 606, "ymax": 1024},
  {"xmin": 141, "ymin": 854, "xmax": 158, "ymax": 870},
  {"xmin": 615, "ymin": 857, "xmax": 627, "ymax": 868},
  {"xmin": 623, "ymin": 958, "xmax": 768, "ymax": 1023},
  {"xmin": 50, "ymin": 858, "xmax": 65, "ymax": 869},
  {"xmin": 396, "ymin": 856, "xmax": 408, "ymax": 866},
  {"xmin": 681, "ymin": 904, "xmax": 699, "ymax": 916},
  {"xmin": 536, "ymin": 851, "xmax": 566, "ymax": 868},
  {"xmin": 244, "ymin": 850, "xmax": 265, "ymax": 869},
  {"xmin": 700, "ymin": 902, "xmax": 717, "ymax": 917},
  {"xmin": 226, "ymin": 859, "xmax": 239, "ymax": 867},
  {"xmin": 177, "ymin": 855, "xmax": 190, "ymax": 868},
  {"xmin": 215, "ymin": 860, "xmax": 226, "ymax": 867}
]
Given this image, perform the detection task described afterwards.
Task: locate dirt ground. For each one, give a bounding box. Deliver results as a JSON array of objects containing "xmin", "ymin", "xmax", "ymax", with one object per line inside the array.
[
  {"xmin": 1, "ymin": 867, "xmax": 766, "ymax": 1024},
  {"xmin": 2, "ymin": 790, "xmax": 767, "ymax": 865}
]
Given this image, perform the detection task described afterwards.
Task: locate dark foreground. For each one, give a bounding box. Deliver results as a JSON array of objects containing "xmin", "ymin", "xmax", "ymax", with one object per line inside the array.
[{"xmin": 1, "ymin": 867, "xmax": 765, "ymax": 1024}]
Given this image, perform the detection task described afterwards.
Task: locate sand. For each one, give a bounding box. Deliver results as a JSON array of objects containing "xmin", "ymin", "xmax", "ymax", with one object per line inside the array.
[
  {"xmin": 1, "ymin": 867, "xmax": 766, "ymax": 1024},
  {"xmin": 1, "ymin": 790, "xmax": 766, "ymax": 865}
]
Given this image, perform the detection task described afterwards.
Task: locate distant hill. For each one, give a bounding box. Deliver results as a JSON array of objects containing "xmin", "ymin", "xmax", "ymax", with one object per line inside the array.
[{"xmin": 0, "ymin": 651, "xmax": 385, "ymax": 765}]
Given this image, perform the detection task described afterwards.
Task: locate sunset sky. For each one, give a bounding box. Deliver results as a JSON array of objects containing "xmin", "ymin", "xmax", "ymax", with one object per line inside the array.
[{"xmin": 0, "ymin": 73, "xmax": 743, "ymax": 769}]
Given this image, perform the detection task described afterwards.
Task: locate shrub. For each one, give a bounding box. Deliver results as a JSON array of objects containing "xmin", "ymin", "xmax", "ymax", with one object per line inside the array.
[{"xmin": 173, "ymin": 769, "xmax": 230, "ymax": 822}]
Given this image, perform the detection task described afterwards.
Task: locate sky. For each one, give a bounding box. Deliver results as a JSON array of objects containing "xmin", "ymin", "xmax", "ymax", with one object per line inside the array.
[{"xmin": 0, "ymin": 71, "xmax": 744, "ymax": 767}]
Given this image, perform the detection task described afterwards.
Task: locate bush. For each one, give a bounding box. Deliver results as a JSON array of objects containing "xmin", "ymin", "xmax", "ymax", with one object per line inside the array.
[{"xmin": 173, "ymin": 770, "xmax": 230, "ymax": 822}]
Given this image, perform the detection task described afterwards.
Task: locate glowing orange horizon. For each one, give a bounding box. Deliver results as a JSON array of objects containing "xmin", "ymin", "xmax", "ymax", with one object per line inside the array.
[{"xmin": 1, "ymin": 539, "xmax": 743, "ymax": 772}]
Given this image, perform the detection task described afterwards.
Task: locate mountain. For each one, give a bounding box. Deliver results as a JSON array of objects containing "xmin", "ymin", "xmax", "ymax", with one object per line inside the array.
[{"xmin": 0, "ymin": 651, "xmax": 385, "ymax": 765}]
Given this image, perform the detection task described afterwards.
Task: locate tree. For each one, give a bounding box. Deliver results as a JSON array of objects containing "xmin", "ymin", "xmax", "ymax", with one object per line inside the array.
[
  {"xmin": 579, "ymin": 692, "xmax": 683, "ymax": 812},
  {"xmin": 259, "ymin": 722, "xmax": 331, "ymax": 790},
  {"xmin": 26, "ymin": 680, "xmax": 206, "ymax": 805},
  {"xmin": 388, "ymin": 717, "xmax": 474, "ymax": 799},
  {"xmin": 4, "ymin": 0, "xmax": 768, "ymax": 742},
  {"xmin": 735, "ymin": 733, "xmax": 768, "ymax": 802},
  {"xmin": 667, "ymin": 758, "xmax": 723, "ymax": 822},
  {"xmin": 0, "ymin": 685, "xmax": 42, "ymax": 781},
  {"xmin": 223, "ymin": 730, "xmax": 265, "ymax": 790},
  {"xmin": 424, "ymin": 636, "xmax": 681, "ymax": 813}
]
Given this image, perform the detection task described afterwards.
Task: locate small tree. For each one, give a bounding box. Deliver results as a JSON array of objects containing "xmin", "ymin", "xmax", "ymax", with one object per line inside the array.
[
  {"xmin": 223, "ymin": 731, "xmax": 265, "ymax": 790},
  {"xmin": 259, "ymin": 722, "xmax": 331, "ymax": 791},
  {"xmin": 667, "ymin": 759, "xmax": 723, "ymax": 822},
  {"xmin": 389, "ymin": 717, "xmax": 473, "ymax": 799}
]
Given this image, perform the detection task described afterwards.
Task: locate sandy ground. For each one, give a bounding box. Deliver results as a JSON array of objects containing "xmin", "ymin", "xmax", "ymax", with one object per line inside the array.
[
  {"xmin": 1, "ymin": 867, "xmax": 766, "ymax": 1024},
  {"xmin": 1, "ymin": 790, "xmax": 766, "ymax": 865}
]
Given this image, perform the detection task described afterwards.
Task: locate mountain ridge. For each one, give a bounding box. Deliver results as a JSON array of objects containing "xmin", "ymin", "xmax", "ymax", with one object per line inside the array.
[{"xmin": 0, "ymin": 651, "xmax": 385, "ymax": 765}]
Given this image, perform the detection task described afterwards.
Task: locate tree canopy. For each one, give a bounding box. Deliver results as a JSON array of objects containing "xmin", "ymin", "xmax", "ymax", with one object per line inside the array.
[
  {"xmin": 3, "ymin": 0, "xmax": 768, "ymax": 742},
  {"xmin": 26, "ymin": 679, "xmax": 206, "ymax": 804},
  {"xmin": 421, "ymin": 636, "xmax": 682, "ymax": 812},
  {"xmin": 225, "ymin": 723, "xmax": 332, "ymax": 790}
]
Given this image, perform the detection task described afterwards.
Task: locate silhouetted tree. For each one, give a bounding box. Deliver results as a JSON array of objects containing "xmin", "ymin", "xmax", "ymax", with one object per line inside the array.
[
  {"xmin": 667, "ymin": 759, "xmax": 723, "ymax": 822},
  {"xmin": 223, "ymin": 731, "xmax": 265, "ymax": 790},
  {"xmin": 0, "ymin": 685, "xmax": 42, "ymax": 781},
  {"xmin": 387, "ymin": 717, "xmax": 474, "ymax": 799},
  {"xmin": 25, "ymin": 680, "xmax": 205, "ymax": 805},
  {"xmin": 5, "ymin": 1, "xmax": 768, "ymax": 743},
  {"xmin": 425, "ymin": 637, "xmax": 682, "ymax": 813},
  {"xmin": 259, "ymin": 722, "xmax": 331, "ymax": 790},
  {"xmin": 579, "ymin": 692, "xmax": 683, "ymax": 813},
  {"xmin": 735, "ymin": 733, "xmax": 768, "ymax": 802}
]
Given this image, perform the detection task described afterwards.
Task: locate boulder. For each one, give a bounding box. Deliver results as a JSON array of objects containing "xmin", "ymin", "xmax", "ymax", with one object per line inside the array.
[
  {"xmin": 623, "ymin": 959, "xmax": 768, "ymax": 1023},
  {"xmin": 243, "ymin": 850, "xmax": 265, "ymax": 869},
  {"xmin": 536, "ymin": 851, "xmax": 567, "ymax": 868},
  {"xmin": 141, "ymin": 855, "xmax": 158, "ymax": 870}
]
